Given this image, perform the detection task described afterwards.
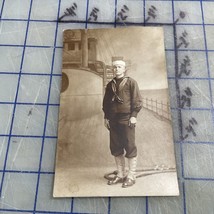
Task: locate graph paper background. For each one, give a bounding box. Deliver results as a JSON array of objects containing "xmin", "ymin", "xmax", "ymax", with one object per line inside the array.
[{"xmin": 0, "ymin": 0, "xmax": 214, "ymax": 213}]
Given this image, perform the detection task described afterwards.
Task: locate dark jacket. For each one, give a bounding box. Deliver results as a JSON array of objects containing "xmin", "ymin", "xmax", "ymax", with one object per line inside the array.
[{"xmin": 103, "ymin": 76, "xmax": 142, "ymax": 120}]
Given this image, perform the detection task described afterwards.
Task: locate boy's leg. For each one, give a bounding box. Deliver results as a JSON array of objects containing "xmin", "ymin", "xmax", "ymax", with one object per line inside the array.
[
  {"xmin": 108, "ymin": 154, "xmax": 125, "ymax": 185},
  {"xmin": 108, "ymin": 121, "xmax": 126, "ymax": 185},
  {"xmin": 122, "ymin": 123, "xmax": 137, "ymax": 187},
  {"xmin": 122, "ymin": 156, "xmax": 137, "ymax": 188}
]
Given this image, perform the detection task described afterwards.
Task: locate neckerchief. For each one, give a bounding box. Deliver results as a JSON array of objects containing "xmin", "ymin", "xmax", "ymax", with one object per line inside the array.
[{"xmin": 111, "ymin": 77, "xmax": 128, "ymax": 103}]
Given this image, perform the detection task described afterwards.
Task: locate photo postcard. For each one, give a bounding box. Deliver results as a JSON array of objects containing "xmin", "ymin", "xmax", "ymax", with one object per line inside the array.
[{"xmin": 53, "ymin": 27, "xmax": 179, "ymax": 197}]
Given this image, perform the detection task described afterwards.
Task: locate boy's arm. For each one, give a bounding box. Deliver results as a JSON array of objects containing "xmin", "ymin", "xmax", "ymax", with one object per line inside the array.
[
  {"xmin": 102, "ymin": 83, "xmax": 111, "ymax": 120},
  {"xmin": 130, "ymin": 79, "xmax": 142, "ymax": 118}
]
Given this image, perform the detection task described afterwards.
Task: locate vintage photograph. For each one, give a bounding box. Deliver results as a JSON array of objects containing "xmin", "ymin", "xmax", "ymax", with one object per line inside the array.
[{"xmin": 53, "ymin": 27, "xmax": 179, "ymax": 197}]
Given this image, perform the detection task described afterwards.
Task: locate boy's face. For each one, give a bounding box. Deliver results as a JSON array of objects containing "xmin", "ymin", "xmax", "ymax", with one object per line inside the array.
[{"xmin": 113, "ymin": 64, "xmax": 126, "ymax": 78}]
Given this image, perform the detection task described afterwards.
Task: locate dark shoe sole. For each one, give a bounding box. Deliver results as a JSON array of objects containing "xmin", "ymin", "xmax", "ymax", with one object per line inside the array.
[{"xmin": 122, "ymin": 178, "xmax": 136, "ymax": 188}]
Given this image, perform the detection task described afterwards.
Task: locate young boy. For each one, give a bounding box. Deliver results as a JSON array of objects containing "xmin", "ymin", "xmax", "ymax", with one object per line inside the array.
[{"xmin": 103, "ymin": 59, "xmax": 142, "ymax": 188}]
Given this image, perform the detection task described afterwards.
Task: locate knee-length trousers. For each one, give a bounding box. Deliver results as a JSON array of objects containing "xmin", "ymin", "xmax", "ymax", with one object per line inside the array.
[{"xmin": 109, "ymin": 115, "xmax": 137, "ymax": 158}]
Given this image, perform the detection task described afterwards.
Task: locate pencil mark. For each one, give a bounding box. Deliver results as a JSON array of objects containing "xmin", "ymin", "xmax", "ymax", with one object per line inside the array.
[
  {"xmin": 145, "ymin": 5, "xmax": 157, "ymax": 23},
  {"xmin": 178, "ymin": 56, "xmax": 191, "ymax": 78},
  {"xmin": 58, "ymin": 2, "xmax": 77, "ymax": 22},
  {"xmin": 88, "ymin": 7, "xmax": 99, "ymax": 22},
  {"xmin": 116, "ymin": 5, "xmax": 129, "ymax": 22},
  {"xmin": 177, "ymin": 30, "xmax": 189, "ymax": 49},
  {"xmin": 180, "ymin": 87, "xmax": 193, "ymax": 108},
  {"xmin": 182, "ymin": 117, "xmax": 198, "ymax": 140},
  {"xmin": 28, "ymin": 108, "xmax": 33, "ymax": 116},
  {"xmin": 175, "ymin": 11, "xmax": 186, "ymax": 24}
]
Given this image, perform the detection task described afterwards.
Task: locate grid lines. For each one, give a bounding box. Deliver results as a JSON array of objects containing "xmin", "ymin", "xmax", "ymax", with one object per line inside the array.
[
  {"xmin": 171, "ymin": 0, "xmax": 187, "ymax": 213},
  {"xmin": 32, "ymin": 0, "xmax": 61, "ymax": 212},
  {"xmin": 0, "ymin": 0, "xmax": 214, "ymax": 213},
  {"xmin": 0, "ymin": 0, "xmax": 6, "ymax": 18},
  {"xmin": 200, "ymin": 0, "xmax": 214, "ymax": 120},
  {"xmin": 0, "ymin": 0, "xmax": 34, "ymax": 196}
]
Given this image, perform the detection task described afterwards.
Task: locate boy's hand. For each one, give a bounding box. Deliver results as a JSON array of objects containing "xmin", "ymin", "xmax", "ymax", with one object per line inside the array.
[
  {"xmin": 104, "ymin": 119, "xmax": 110, "ymax": 130},
  {"xmin": 129, "ymin": 117, "xmax": 137, "ymax": 128}
]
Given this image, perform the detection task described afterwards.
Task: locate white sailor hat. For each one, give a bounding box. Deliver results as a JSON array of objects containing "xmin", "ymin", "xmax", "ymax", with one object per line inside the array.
[{"xmin": 112, "ymin": 60, "xmax": 126, "ymax": 67}]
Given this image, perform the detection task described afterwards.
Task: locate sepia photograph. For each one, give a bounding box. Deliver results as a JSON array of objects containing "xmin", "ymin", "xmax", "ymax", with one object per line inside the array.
[{"xmin": 53, "ymin": 27, "xmax": 179, "ymax": 197}]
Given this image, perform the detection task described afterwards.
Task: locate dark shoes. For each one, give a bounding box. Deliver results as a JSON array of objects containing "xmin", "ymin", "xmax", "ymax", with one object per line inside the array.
[
  {"xmin": 107, "ymin": 176, "xmax": 124, "ymax": 185},
  {"xmin": 107, "ymin": 176, "xmax": 136, "ymax": 187},
  {"xmin": 122, "ymin": 177, "xmax": 136, "ymax": 188}
]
